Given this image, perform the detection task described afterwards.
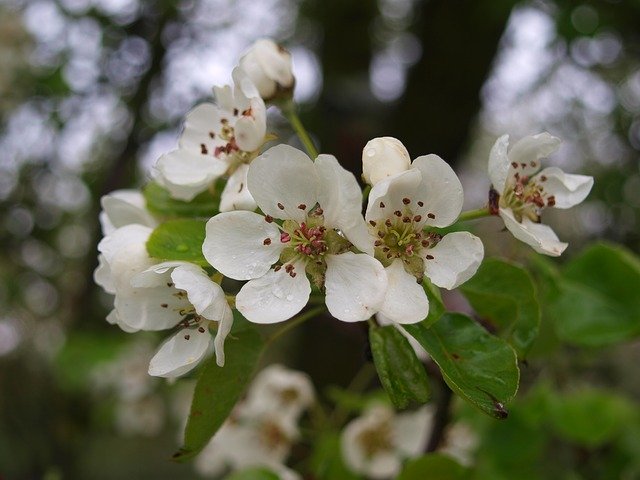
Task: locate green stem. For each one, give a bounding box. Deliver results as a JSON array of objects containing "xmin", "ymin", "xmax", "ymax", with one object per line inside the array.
[
  {"xmin": 457, "ymin": 207, "xmax": 491, "ymax": 222},
  {"xmin": 362, "ymin": 184, "xmax": 371, "ymax": 206},
  {"xmin": 282, "ymin": 101, "xmax": 319, "ymax": 159},
  {"xmin": 331, "ymin": 362, "xmax": 377, "ymax": 427},
  {"xmin": 265, "ymin": 305, "xmax": 324, "ymax": 346}
]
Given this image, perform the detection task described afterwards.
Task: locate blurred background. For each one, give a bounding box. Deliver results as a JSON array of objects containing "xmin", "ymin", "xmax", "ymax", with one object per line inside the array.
[{"xmin": 0, "ymin": 0, "xmax": 639, "ymax": 478}]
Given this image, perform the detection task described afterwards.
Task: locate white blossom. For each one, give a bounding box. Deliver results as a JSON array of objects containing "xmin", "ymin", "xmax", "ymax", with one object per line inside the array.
[
  {"xmin": 439, "ymin": 422, "xmax": 479, "ymax": 467},
  {"xmin": 341, "ymin": 404, "xmax": 433, "ymax": 479},
  {"xmin": 238, "ymin": 38, "xmax": 295, "ymax": 101},
  {"xmin": 364, "ymin": 149, "xmax": 484, "ymax": 325},
  {"xmin": 243, "ymin": 364, "xmax": 315, "ymax": 422},
  {"xmin": 203, "ymin": 144, "xmax": 387, "ymax": 324},
  {"xmin": 362, "ymin": 137, "xmax": 411, "ymax": 186},
  {"xmin": 96, "ymin": 225, "xmax": 232, "ymax": 376},
  {"xmin": 488, "ymin": 133, "xmax": 594, "ymax": 256},
  {"xmin": 154, "ymin": 68, "xmax": 267, "ymax": 208},
  {"xmin": 98, "ymin": 189, "xmax": 157, "ymax": 236},
  {"xmin": 195, "ymin": 365, "xmax": 313, "ymax": 479}
]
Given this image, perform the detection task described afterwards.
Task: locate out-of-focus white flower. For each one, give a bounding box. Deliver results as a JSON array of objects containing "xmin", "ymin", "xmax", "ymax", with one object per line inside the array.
[
  {"xmin": 99, "ymin": 189, "xmax": 157, "ymax": 236},
  {"xmin": 238, "ymin": 38, "xmax": 295, "ymax": 101},
  {"xmin": 96, "ymin": 225, "xmax": 232, "ymax": 376},
  {"xmin": 439, "ymin": 422, "xmax": 479, "ymax": 467},
  {"xmin": 155, "ymin": 68, "xmax": 267, "ymax": 208},
  {"xmin": 203, "ymin": 144, "xmax": 387, "ymax": 324},
  {"xmin": 488, "ymin": 133, "xmax": 594, "ymax": 256},
  {"xmin": 364, "ymin": 150, "xmax": 484, "ymax": 325},
  {"xmin": 341, "ymin": 404, "xmax": 433, "ymax": 479},
  {"xmin": 362, "ymin": 137, "xmax": 411, "ymax": 186},
  {"xmin": 195, "ymin": 365, "xmax": 314, "ymax": 479},
  {"xmin": 244, "ymin": 364, "xmax": 315, "ymax": 421}
]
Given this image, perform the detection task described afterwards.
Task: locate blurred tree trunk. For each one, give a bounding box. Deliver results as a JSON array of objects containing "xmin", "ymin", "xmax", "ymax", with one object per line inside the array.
[{"xmin": 387, "ymin": 0, "xmax": 518, "ymax": 165}]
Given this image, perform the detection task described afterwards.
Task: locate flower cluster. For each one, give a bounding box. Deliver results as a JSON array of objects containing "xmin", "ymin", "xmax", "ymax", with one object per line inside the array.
[
  {"xmin": 94, "ymin": 38, "xmax": 593, "ymax": 382},
  {"xmin": 194, "ymin": 364, "xmax": 314, "ymax": 479}
]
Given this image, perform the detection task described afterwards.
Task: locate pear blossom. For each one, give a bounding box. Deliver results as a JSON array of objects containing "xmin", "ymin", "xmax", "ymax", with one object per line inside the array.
[
  {"xmin": 195, "ymin": 365, "xmax": 313, "ymax": 479},
  {"xmin": 95, "ymin": 225, "xmax": 232, "ymax": 376},
  {"xmin": 154, "ymin": 68, "xmax": 267, "ymax": 209},
  {"xmin": 341, "ymin": 404, "xmax": 433, "ymax": 479},
  {"xmin": 362, "ymin": 137, "xmax": 411, "ymax": 186},
  {"xmin": 98, "ymin": 189, "xmax": 157, "ymax": 235},
  {"xmin": 440, "ymin": 422, "xmax": 479, "ymax": 467},
  {"xmin": 488, "ymin": 133, "xmax": 594, "ymax": 256},
  {"xmin": 364, "ymin": 151, "xmax": 484, "ymax": 325},
  {"xmin": 238, "ymin": 38, "xmax": 295, "ymax": 101},
  {"xmin": 243, "ymin": 364, "xmax": 315, "ymax": 421},
  {"xmin": 203, "ymin": 144, "xmax": 387, "ymax": 324}
]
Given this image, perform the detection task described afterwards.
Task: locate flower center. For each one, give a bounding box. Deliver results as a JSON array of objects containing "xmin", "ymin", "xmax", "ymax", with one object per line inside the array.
[
  {"xmin": 356, "ymin": 420, "xmax": 394, "ymax": 459},
  {"xmin": 259, "ymin": 419, "xmax": 291, "ymax": 451},
  {"xmin": 369, "ymin": 202, "xmax": 441, "ymax": 280},
  {"xmin": 501, "ymin": 166, "xmax": 555, "ymax": 223}
]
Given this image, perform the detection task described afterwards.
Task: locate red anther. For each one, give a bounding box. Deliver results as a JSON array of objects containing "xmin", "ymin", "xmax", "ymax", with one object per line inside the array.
[
  {"xmin": 394, "ymin": 210, "xmax": 402, "ymax": 217},
  {"xmin": 427, "ymin": 213, "xmax": 435, "ymax": 219},
  {"xmin": 264, "ymin": 215, "xmax": 274, "ymax": 223},
  {"xmin": 405, "ymin": 245, "xmax": 414, "ymax": 255},
  {"xmin": 511, "ymin": 162, "xmax": 518, "ymax": 168},
  {"xmin": 402, "ymin": 216, "xmax": 411, "ymax": 223},
  {"xmin": 298, "ymin": 204, "xmax": 306, "ymax": 210},
  {"xmin": 402, "ymin": 197, "xmax": 411, "ymax": 205},
  {"xmin": 280, "ymin": 232, "xmax": 291, "ymax": 243},
  {"xmin": 414, "ymin": 215, "xmax": 422, "ymax": 222},
  {"xmin": 263, "ymin": 238, "xmax": 272, "ymax": 245},
  {"xmin": 385, "ymin": 219, "xmax": 392, "ymax": 227}
]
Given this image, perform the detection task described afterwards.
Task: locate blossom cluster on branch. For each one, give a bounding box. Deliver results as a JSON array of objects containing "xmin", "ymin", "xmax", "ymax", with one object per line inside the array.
[{"xmin": 93, "ymin": 37, "xmax": 595, "ymax": 478}]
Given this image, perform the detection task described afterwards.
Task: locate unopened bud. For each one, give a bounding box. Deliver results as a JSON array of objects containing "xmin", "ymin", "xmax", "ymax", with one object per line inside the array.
[
  {"xmin": 361, "ymin": 137, "xmax": 411, "ymax": 186},
  {"xmin": 239, "ymin": 39, "xmax": 295, "ymax": 101}
]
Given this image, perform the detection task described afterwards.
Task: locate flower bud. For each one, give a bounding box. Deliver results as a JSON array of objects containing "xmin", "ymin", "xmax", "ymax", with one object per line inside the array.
[
  {"xmin": 238, "ymin": 39, "xmax": 295, "ymax": 101},
  {"xmin": 361, "ymin": 137, "xmax": 411, "ymax": 185}
]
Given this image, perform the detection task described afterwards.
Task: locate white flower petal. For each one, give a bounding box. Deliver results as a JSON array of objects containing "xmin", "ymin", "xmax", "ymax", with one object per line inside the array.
[
  {"xmin": 394, "ymin": 407, "xmax": 433, "ymax": 456},
  {"xmin": 342, "ymin": 220, "xmax": 375, "ymax": 256},
  {"xmin": 488, "ymin": 134, "xmax": 510, "ymax": 192},
  {"xmin": 234, "ymin": 97, "xmax": 267, "ymax": 152},
  {"xmin": 114, "ymin": 285, "xmax": 188, "ymax": 331},
  {"xmin": 94, "ymin": 254, "xmax": 115, "ymax": 294},
  {"xmin": 424, "ymin": 232, "xmax": 484, "ymax": 289},
  {"xmin": 247, "ymin": 145, "xmax": 318, "ymax": 222},
  {"xmin": 98, "ymin": 224, "xmax": 152, "ymax": 265},
  {"xmin": 130, "ymin": 261, "xmax": 187, "ymax": 288},
  {"xmin": 220, "ymin": 164, "xmax": 257, "ymax": 212},
  {"xmin": 203, "ymin": 211, "xmax": 282, "ymax": 280},
  {"xmin": 324, "ymin": 252, "xmax": 387, "ymax": 322},
  {"xmin": 148, "ymin": 327, "xmax": 212, "ymax": 378},
  {"xmin": 179, "ymin": 103, "xmax": 225, "ymax": 155},
  {"xmin": 100, "ymin": 189, "xmax": 156, "ymax": 235},
  {"xmin": 213, "ymin": 303, "xmax": 234, "ymax": 367},
  {"xmin": 366, "ymin": 169, "xmax": 421, "ymax": 222},
  {"xmin": 379, "ymin": 259, "xmax": 429, "ymax": 325},
  {"xmin": 213, "ymin": 84, "xmax": 234, "ymax": 112},
  {"xmin": 377, "ymin": 314, "xmax": 429, "ymax": 361},
  {"xmin": 171, "ymin": 264, "xmax": 228, "ymax": 320},
  {"xmin": 508, "ymin": 132, "xmax": 561, "ymax": 176},
  {"xmin": 315, "ymin": 154, "xmax": 363, "ymax": 230},
  {"xmin": 534, "ymin": 167, "xmax": 593, "ymax": 209},
  {"xmin": 106, "ymin": 309, "xmax": 138, "ymax": 333},
  {"xmin": 411, "ymin": 154, "xmax": 464, "ymax": 228},
  {"xmin": 235, "ymin": 263, "xmax": 311, "ymax": 324},
  {"xmin": 155, "ymin": 149, "xmax": 227, "ymax": 201},
  {"xmin": 500, "ymin": 208, "xmax": 567, "ymax": 256}
]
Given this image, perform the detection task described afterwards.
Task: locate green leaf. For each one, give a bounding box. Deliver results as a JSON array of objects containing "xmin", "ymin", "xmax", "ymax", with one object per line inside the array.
[
  {"xmin": 551, "ymin": 243, "xmax": 640, "ymax": 346},
  {"xmin": 144, "ymin": 182, "xmax": 220, "ymax": 218},
  {"xmin": 405, "ymin": 313, "xmax": 519, "ymax": 419},
  {"xmin": 173, "ymin": 313, "xmax": 263, "ymax": 462},
  {"xmin": 549, "ymin": 389, "xmax": 637, "ymax": 448},
  {"xmin": 398, "ymin": 453, "xmax": 470, "ymax": 480},
  {"xmin": 369, "ymin": 325, "xmax": 430, "ymax": 409},
  {"xmin": 423, "ymin": 277, "xmax": 445, "ymax": 327},
  {"xmin": 224, "ymin": 468, "xmax": 280, "ymax": 480},
  {"xmin": 310, "ymin": 432, "xmax": 361, "ymax": 480},
  {"xmin": 460, "ymin": 258, "xmax": 540, "ymax": 358},
  {"xmin": 146, "ymin": 218, "xmax": 209, "ymax": 266}
]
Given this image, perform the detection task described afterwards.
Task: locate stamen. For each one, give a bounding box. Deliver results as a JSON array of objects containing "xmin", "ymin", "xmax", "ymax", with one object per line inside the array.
[
  {"xmin": 426, "ymin": 254, "xmax": 434, "ymax": 260},
  {"xmin": 511, "ymin": 162, "xmax": 518, "ymax": 168},
  {"xmin": 413, "ymin": 215, "xmax": 422, "ymax": 222},
  {"xmin": 263, "ymin": 238, "xmax": 272, "ymax": 245},
  {"xmin": 200, "ymin": 144, "xmax": 208, "ymax": 155},
  {"xmin": 394, "ymin": 210, "xmax": 402, "ymax": 217},
  {"xmin": 280, "ymin": 232, "xmax": 291, "ymax": 243},
  {"xmin": 379, "ymin": 202, "xmax": 386, "ymax": 208},
  {"xmin": 265, "ymin": 215, "xmax": 274, "ymax": 223},
  {"xmin": 298, "ymin": 204, "xmax": 307, "ymax": 210},
  {"xmin": 369, "ymin": 220, "xmax": 377, "ymax": 227},
  {"xmin": 184, "ymin": 334, "xmax": 190, "ymax": 340},
  {"xmin": 277, "ymin": 202, "xmax": 285, "ymax": 210},
  {"xmin": 427, "ymin": 213, "xmax": 435, "ymax": 219},
  {"xmin": 402, "ymin": 197, "xmax": 411, "ymax": 205},
  {"xmin": 198, "ymin": 326, "xmax": 206, "ymax": 333},
  {"xmin": 417, "ymin": 201, "xmax": 424, "ymax": 207}
]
